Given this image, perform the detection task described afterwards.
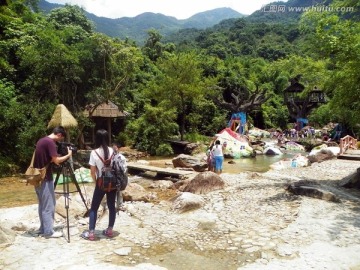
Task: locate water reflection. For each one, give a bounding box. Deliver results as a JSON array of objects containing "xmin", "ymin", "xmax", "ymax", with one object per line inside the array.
[
  {"xmin": 146, "ymin": 152, "xmax": 302, "ymax": 174},
  {"xmin": 223, "ymin": 154, "xmax": 294, "ymax": 173}
]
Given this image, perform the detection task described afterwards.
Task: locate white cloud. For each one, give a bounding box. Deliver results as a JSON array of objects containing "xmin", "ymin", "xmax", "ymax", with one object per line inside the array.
[{"xmin": 47, "ymin": 0, "xmax": 286, "ymax": 19}]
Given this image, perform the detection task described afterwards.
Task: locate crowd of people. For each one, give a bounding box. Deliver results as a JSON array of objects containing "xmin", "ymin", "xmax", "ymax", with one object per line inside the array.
[{"xmin": 271, "ymin": 123, "xmax": 343, "ymax": 144}]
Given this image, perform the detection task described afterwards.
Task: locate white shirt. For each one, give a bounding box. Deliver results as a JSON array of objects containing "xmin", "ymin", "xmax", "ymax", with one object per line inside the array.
[
  {"xmin": 89, "ymin": 147, "xmax": 114, "ymax": 178},
  {"xmin": 212, "ymin": 144, "xmax": 223, "ymax": 157}
]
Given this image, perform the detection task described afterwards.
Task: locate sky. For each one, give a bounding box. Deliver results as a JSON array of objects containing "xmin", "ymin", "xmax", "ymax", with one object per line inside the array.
[{"xmin": 46, "ymin": 0, "xmax": 287, "ymax": 19}]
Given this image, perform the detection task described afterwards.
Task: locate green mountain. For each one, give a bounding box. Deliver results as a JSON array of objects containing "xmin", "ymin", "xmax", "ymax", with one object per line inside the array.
[
  {"xmin": 38, "ymin": 0, "xmax": 244, "ymax": 44},
  {"xmin": 165, "ymin": 0, "xmax": 338, "ymax": 53}
]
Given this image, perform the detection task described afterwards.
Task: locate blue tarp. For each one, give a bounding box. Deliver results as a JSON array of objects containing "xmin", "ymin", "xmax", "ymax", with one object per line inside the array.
[
  {"xmin": 227, "ymin": 112, "xmax": 247, "ymax": 134},
  {"xmin": 296, "ymin": 118, "xmax": 308, "ymax": 130}
]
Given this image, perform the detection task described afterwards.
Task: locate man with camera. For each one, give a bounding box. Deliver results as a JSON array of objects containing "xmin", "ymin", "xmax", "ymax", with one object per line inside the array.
[{"xmin": 33, "ymin": 126, "xmax": 72, "ymax": 238}]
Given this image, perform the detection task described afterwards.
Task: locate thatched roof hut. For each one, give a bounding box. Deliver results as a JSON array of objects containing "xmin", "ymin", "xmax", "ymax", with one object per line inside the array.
[
  {"xmin": 48, "ymin": 104, "xmax": 78, "ymax": 142},
  {"xmin": 48, "ymin": 104, "xmax": 78, "ymax": 129},
  {"xmin": 83, "ymin": 101, "xmax": 127, "ymax": 118},
  {"xmin": 84, "ymin": 101, "xmax": 127, "ymax": 145}
]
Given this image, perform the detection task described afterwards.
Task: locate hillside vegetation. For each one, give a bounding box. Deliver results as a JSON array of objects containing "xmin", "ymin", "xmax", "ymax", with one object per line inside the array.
[
  {"xmin": 38, "ymin": 0, "xmax": 245, "ymax": 44},
  {"xmin": 0, "ymin": 0, "xmax": 359, "ymax": 176}
]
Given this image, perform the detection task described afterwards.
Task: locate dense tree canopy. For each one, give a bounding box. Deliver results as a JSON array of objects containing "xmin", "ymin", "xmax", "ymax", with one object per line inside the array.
[
  {"xmin": 0, "ymin": 0, "xmax": 359, "ymax": 176},
  {"xmin": 301, "ymin": 1, "xmax": 360, "ymax": 129}
]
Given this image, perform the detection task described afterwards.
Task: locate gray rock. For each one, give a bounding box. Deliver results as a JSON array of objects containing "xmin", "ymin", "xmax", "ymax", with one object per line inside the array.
[
  {"xmin": 308, "ymin": 149, "xmax": 336, "ymax": 163},
  {"xmin": 183, "ymin": 171, "xmax": 225, "ymax": 194},
  {"xmin": 172, "ymin": 154, "xmax": 208, "ymax": 172},
  {"xmin": 286, "ymin": 182, "xmax": 341, "ymax": 202},
  {"xmin": 170, "ymin": 192, "xmax": 204, "ymax": 213}
]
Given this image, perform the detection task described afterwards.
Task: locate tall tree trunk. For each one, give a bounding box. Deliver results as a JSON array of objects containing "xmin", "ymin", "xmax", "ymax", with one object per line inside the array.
[{"xmin": 180, "ymin": 112, "xmax": 185, "ymax": 141}]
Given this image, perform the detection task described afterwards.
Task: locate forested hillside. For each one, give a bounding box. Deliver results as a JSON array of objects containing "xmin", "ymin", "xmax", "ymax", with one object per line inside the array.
[
  {"xmin": 38, "ymin": 0, "xmax": 244, "ymax": 44},
  {"xmin": 0, "ymin": 0, "xmax": 359, "ymax": 176}
]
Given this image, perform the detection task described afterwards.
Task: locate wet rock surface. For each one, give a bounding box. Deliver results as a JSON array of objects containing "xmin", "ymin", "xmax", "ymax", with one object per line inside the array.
[{"xmin": 1, "ymin": 159, "xmax": 360, "ymax": 270}]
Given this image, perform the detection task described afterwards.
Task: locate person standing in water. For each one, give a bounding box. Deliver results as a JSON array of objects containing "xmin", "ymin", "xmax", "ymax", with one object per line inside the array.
[{"xmin": 212, "ymin": 140, "xmax": 224, "ymax": 174}]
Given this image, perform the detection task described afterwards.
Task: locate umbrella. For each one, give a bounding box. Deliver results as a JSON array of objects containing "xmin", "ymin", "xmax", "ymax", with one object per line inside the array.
[{"xmin": 47, "ymin": 104, "xmax": 78, "ymax": 129}]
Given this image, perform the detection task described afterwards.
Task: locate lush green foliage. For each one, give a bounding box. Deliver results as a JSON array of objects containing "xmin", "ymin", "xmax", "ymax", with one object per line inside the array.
[
  {"xmin": 125, "ymin": 104, "xmax": 178, "ymax": 155},
  {"xmin": 301, "ymin": 3, "xmax": 360, "ymax": 133},
  {"xmin": 0, "ymin": 0, "xmax": 359, "ymax": 177}
]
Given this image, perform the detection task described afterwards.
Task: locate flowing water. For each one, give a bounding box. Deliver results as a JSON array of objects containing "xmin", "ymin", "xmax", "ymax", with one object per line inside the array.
[
  {"xmin": 0, "ymin": 153, "xmax": 299, "ymax": 208},
  {"xmin": 222, "ymin": 154, "xmax": 294, "ymax": 173},
  {"xmin": 146, "ymin": 153, "xmax": 296, "ymax": 174}
]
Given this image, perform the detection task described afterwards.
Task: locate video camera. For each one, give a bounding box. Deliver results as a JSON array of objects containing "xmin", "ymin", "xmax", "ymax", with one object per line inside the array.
[{"xmin": 57, "ymin": 142, "xmax": 78, "ymax": 156}]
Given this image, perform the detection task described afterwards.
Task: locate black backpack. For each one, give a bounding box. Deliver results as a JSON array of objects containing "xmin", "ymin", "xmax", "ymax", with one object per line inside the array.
[
  {"xmin": 111, "ymin": 152, "xmax": 128, "ymax": 191},
  {"xmin": 95, "ymin": 151, "xmax": 128, "ymax": 192},
  {"xmin": 95, "ymin": 151, "xmax": 117, "ymax": 192}
]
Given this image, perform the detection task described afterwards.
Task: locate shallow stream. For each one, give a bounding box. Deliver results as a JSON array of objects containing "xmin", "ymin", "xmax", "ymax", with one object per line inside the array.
[{"xmin": 0, "ymin": 152, "xmax": 300, "ymax": 208}]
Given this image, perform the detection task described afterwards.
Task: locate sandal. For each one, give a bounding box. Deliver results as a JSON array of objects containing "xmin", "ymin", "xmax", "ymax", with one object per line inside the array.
[
  {"xmin": 81, "ymin": 230, "xmax": 95, "ymax": 241},
  {"xmin": 102, "ymin": 228, "xmax": 113, "ymax": 238}
]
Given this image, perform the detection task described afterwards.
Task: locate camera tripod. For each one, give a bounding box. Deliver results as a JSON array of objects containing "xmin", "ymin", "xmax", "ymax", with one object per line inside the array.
[{"xmin": 54, "ymin": 159, "xmax": 89, "ymax": 243}]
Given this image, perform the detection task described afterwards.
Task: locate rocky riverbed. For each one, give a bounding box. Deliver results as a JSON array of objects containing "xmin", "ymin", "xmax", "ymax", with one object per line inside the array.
[{"xmin": 1, "ymin": 159, "xmax": 360, "ymax": 270}]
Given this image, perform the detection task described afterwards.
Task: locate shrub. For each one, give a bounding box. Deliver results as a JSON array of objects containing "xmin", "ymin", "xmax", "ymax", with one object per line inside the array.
[
  {"xmin": 184, "ymin": 133, "xmax": 211, "ymax": 144},
  {"xmin": 114, "ymin": 133, "xmax": 128, "ymax": 147},
  {"xmin": 155, "ymin": 143, "xmax": 174, "ymax": 156},
  {"xmin": 0, "ymin": 157, "xmax": 19, "ymax": 177}
]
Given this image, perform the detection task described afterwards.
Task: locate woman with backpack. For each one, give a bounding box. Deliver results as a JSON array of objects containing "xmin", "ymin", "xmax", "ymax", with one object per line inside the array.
[{"xmin": 81, "ymin": 129, "xmax": 116, "ymax": 241}]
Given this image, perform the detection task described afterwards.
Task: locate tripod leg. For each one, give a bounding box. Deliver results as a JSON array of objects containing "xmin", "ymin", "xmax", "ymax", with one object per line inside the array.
[
  {"xmin": 54, "ymin": 166, "xmax": 62, "ymax": 189},
  {"xmin": 67, "ymin": 164, "xmax": 90, "ymax": 217},
  {"xmin": 63, "ymin": 170, "xmax": 71, "ymax": 243}
]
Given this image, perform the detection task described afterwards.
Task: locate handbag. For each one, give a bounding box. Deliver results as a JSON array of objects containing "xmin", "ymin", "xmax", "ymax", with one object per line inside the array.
[{"xmin": 24, "ymin": 151, "xmax": 48, "ymax": 187}]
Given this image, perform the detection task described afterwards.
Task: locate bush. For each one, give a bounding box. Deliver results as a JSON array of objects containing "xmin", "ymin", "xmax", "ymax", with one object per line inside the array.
[
  {"xmin": 0, "ymin": 158, "xmax": 19, "ymax": 177},
  {"xmin": 155, "ymin": 143, "xmax": 174, "ymax": 156},
  {"xmin": 184, "ymin": 133, "xmax": 211, "ymax": 144},
  {"xmin": 114, "ymin": 133, "xmax": 128, "ymax": 147}
]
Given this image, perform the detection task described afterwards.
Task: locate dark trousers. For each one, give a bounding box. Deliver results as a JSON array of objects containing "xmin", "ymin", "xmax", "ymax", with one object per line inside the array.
[{"xmin": 89, "ymin": 185, "xmax": 116, "ymax": 230}]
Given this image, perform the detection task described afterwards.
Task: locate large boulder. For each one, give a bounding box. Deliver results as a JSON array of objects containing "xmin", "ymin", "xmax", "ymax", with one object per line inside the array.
[
  {"xmin": 284, "ymin": 141, "xmax": 305, "ymax": 151},
  {"xmin": 172, "ymin": 178, "xmax": 191, "ymax": 192},
  {"xmin": 264, "ymin": 146, "xmax": 283, "ymax": 156},
  {"xmin": 286, "ymin": 181, "xmax": 340, "ymax": 202},
  {"xmin": 122, "ymin": 183, "xmax": 156, "ymax": 202},
  {"xmin": 170, "ymin": 192, "xmax": 204, "ymax": 213},
  {"xmin": 340, "ymin": 168, "xmax": 360, "ymax": 189},
  {"xmin": 172, "ymin": 154, "xmax": 208, "ymax": 172},
  {"xmin": 183, "ymin": 171, "xmax": 225, "ymax": 194},
  {"xmin": 55, "ymin": 185, "xmax": 94, "ymax": 218},
  {"xmin": 308, "ymin": 148, "xmax": 336, "ymax": 163},
  {"xmin": 184, "ymin": 143, "xmax": 200, "ymax": 155}
]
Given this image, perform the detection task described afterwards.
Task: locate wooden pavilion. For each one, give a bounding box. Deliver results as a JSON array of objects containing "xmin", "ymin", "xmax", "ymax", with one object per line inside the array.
[
  {"xmin": 83, "ymin": 101, "xmax": 127, "ymax": 147},
  {"xmin": 284, "ymin": 76, "xmax": 326, "ymax": 130}
]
